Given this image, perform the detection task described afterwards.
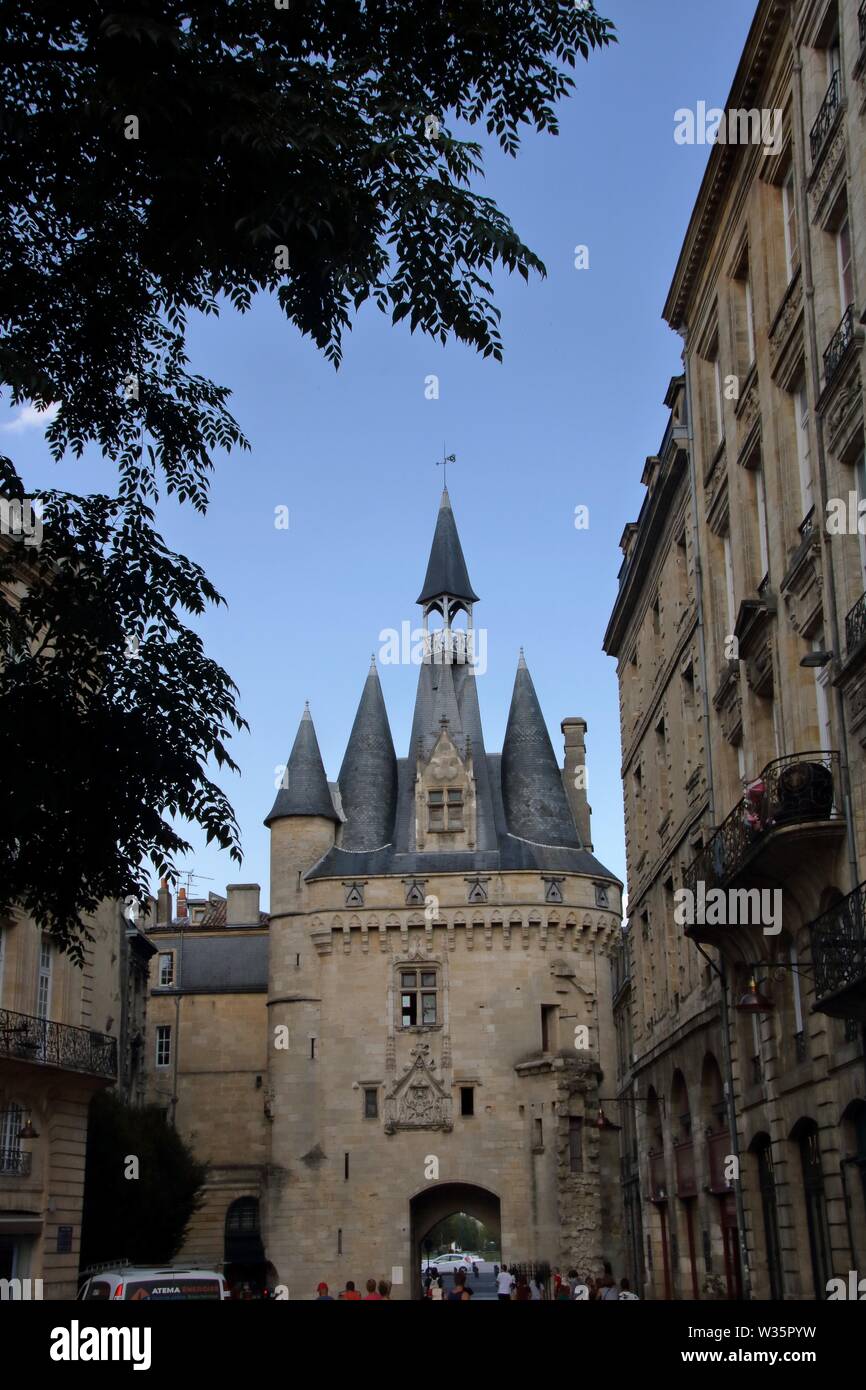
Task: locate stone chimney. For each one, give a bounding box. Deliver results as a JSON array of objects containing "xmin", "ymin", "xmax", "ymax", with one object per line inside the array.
[
  {"xmin": 561, "ymin": 718, "xmax": 593, "ymax": 850},
  {"xmin": 176, "ymin": 887, "xmax": 188, "ymax": 921},
  {"xmin": 157, "ymin": 878, "xmax": 173, "ymax": 926},
  {"xmin": 226, "ymin": 883, "xmax": 261, "ymax": 927}
]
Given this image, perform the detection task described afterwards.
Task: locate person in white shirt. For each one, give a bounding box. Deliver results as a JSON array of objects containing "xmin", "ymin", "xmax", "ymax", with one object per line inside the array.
[
  {"xmin": 618, "ymin": 1278, "xmax": 639, "ymax": 1300},
  {"xmin": 496, "ymin": 1265, "xmax": 516, "ymax": 1300}
]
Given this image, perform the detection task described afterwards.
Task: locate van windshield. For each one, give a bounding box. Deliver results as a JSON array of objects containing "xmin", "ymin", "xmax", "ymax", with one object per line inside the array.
[{"xmin": 125, "ymin": 1278, "xmax": 222, "ymax": 1300}]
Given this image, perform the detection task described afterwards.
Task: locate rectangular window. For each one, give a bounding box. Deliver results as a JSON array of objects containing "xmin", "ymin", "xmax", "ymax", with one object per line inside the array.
[
  {"xmin": 344, "ymin": 1152, "xmax": 349, "ymax": 1180},
  {"xmin": 460, "ymin": 1087, "xmax": 475, "ymax": 1117},
  {"xmin": 794, "ymin": 387, "xmax": 813, "ymax": 519},
  {"xmin": 400, "ymin": 969, "xmax": 438, "ymax": 1027},
  {"xmin": 569, "ymin": 1117, "xmax": 583, "ymax": 1173},
  {"xmin": 364, "ymin": 1088, "xmax": 378, "ymax": 1119},
  {"xmin": 713, "ymin": 355, "xmax": 725, "ymax": 444},
  {"xmin": 446, "ymin": 788, "xmax": 464, "ymax": 830},
  {"xmin": 155, "ymin": 1025, "xmax": 171, "ymax": 1068},
  {"xmin": 310, "ymin": 1037, "xmax": 317, "ymax": 1060},
  {"xmin": 745, "ymin": 276, "xmax": 756, "ymax": 367},
  {"xmin": 782, "ymin": 169, "xmax": 799, "ymax": 281},
  {"xmin": 533, "ymin": 1117, "xmax": 543, "ymax": 1149},
  {"xmin": 158, "ymin": 952, "xmax": 174, "ymax": 987},
  {"xmin": 755, "ymin": 467, "xmax": 770, "ymax": 582},
  {"xmin": 837, "ymin": 215, "xmax": 854, "ymax": 311},
  {"xmin": 723, "ymin": 535, "xmax": 737, "ymax": 628},
  {"xmin": 37, "ymin": 938, "xmax": 52, "ymax": 1020},
  {"xmin": 541, "ymin": 1004, "xmax": 557, "ymax": 1053},
  {"xmin": 856, "ymin": 456, "xmax": 866, "ymax": 591},
  {"xmin": 427, "ymin": 788, "xmax": 444, "ymax": 831}
]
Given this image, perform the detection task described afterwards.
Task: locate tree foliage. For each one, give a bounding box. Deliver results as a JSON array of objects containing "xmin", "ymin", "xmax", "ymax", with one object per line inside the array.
[
  {"xmin": 0, "ymin": 1, "xmax": 614, "ymax": 954},
  {"xmin": 80, "ymin": 1090, "xmax": 207, "ymax": 1270}
]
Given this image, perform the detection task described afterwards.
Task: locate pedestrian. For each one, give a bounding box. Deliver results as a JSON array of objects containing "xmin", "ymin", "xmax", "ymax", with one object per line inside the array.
[
  {"xmin": 597, "ymin": 1270, "xmax": 619, "ymax": 1300},
  {"xmin": 447, "ymin": 1270, "xmax": 473, "ymax": 1301},
  {"xmin": 529, "ymin": 1276, "xmax": 542, "ymax": 1301},
  {"xmin": 315, "ymin": 1281, "xmax": 333, "ymax": 1301},
  {"xmin": 496, "ymin": 1264, "xmax": 515, "ymax": 1300},
  {"xmin": 472, "ymin": 1261, "xmax": 479, "ymax": 1278},
  {"xmin": 377, "ymin": 1279, "xmax": 392, "ymax": 1300},
  {"xmin": 339, "ymin": 1280, "xmax": 361, "ymax": 1300},
  {"xmin": 363, "ymin": 1278, "xmax": 382, "ymax": 1300},
  {"xmin": 493, "ymin": 1263, "xmax": 500, "ymax": 1280},
  {"xmin": 514, "ymin": 1275, "xmax": 532, "ymax": 1301},
  {"xmin": 619, "ymin": 1278, "xmax": 639, "ymax": 1301},
  {"xmin": 555, "ymin": 1278, "xmax": 572, "ymax": 1301},
  {"xmin": 552, "ymin": 1267, "xmax": 563, "ymax": 1298},
  {"xmin": 566, "ymin": 1267, "xmax": 580, "ymax": 1296},
  {"xmin": 429, "ymin": 1275, "xmax": 445, "ymax": 1302}
]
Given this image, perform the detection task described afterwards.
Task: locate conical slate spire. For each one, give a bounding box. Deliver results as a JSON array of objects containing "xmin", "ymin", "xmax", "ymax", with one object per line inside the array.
[
  {"xmin": 265, "ymin": 704, "xmax": 339, "ymax": 826},
  {"xmin": 416, "ymin": 488, "xmax": 480, "ymax": 607},
  {"xmin": 337, "ymin": 661, "xmax": 398, "ymax": 851},
  {"xmin": 501, "ymin": 655, "xmax": 581, "ymax": 849}
]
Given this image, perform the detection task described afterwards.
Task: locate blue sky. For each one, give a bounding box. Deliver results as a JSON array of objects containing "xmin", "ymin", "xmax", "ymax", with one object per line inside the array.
[{"xmin": 5, "ymin": 0, "xmax": 758, "ymax": 909}]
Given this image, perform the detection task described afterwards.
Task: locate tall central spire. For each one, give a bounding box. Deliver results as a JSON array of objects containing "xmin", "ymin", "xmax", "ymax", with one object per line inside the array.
[{"xmin": 416, "ymin": 488, "xmax": 479, "ymax": 612}]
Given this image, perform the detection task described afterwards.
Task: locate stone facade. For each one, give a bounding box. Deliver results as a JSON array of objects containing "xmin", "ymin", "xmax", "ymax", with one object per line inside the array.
[
  {"xmin": 605, "ymin": 0, "xmax": 866, "ymax": 1301},
  {"xmin": 151, "ymin": 493, "xmax": 624, "ymax": 1298},
  {"xmin": 0, "ymin": 902, "xmax": 153, "ymax": 1298}
]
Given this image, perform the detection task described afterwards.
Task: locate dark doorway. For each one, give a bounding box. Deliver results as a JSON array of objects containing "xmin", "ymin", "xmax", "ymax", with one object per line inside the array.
[
  {"xmin": 752, "ymin": 1134, "xmax": 783, "ymax": 1300},
  {"xmin": 409, "ymin": 1182, "xmax": 501, "ymax": 1300},
  {"xmin": 224, "ymin": 1196, "xmax": 267, "ymax": 1297}
]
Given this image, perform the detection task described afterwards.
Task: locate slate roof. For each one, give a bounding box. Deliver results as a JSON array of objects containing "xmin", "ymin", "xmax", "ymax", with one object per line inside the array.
[
  {"xmin": 265, "ymin": 704, "xmax": 340, "ymax": 826},
  {"xmin": 275, "ymin": 490, "xmax": 620, "ymax": 888},
  {"xmin": 416, "ymin": 488, "xmax": 480, "ymax": 606}
]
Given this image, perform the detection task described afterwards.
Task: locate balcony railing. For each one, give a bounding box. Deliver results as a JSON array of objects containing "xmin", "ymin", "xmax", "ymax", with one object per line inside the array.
[
  {"xmin": 823, "ymin": 304, "xmax": 855, "ymax": 387},
  {"xmin": 810, "ymin": 69, "xmax": 841, "ymax": 164},
  {"xmin": 683, "ymin": 751, "xmax": 842, "ymax": 896},
  {"xmin": 860, "ymin": 0, "xmax": 866, "ymax": 50},
  {"xmin": 845, "ymin": 591, "xmax": 866, "ymax": 656},
  {"xmin": 809, "ymin": 879, "xmax": 866, "ymax": 1016},
  {"xmin": 0, "ymin": 1148, "xmax": 32, "ymax": 1177},
  {"xmin": 674, "ymin": 1139, "xmax": 697, "ymax": 1198},
  {"xmin": 0, "ymin": 1009, "xmax": 117, "ymax": 1080},
  {"xmin": 706, "ymin": 1131, "xmax": 734, "ymax": 1195}
]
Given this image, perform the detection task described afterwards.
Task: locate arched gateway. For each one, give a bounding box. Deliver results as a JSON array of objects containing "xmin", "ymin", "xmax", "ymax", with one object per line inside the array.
[{"xmin": 410, "ymin": 1183, "xmax": 501, "ymax": 1298}]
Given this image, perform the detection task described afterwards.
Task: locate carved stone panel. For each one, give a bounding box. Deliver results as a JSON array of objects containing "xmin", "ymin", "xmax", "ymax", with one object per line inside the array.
[{"xmin": 383, "ymin": 1043, "xmax": 453, "ymax": 1134}]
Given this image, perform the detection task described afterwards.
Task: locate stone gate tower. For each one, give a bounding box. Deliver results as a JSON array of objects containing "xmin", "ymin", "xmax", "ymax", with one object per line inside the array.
[{"xmin": 264, "ymin": 490, "xmax": 623, "ymax": 1297}]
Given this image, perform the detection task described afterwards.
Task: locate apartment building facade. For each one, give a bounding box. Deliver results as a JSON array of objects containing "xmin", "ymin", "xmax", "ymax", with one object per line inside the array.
[
  {"xmin": 0, "ymin": 904, "xmax": 153, "ymax": 1298},
  {"xmin": 605, "ymin": 0, "xmax": 866, "ymax": 1300}
]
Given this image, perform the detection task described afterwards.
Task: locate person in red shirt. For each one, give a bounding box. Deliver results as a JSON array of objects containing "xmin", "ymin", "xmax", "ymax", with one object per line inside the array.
[
  {"xmin": 363, "ymin": 1278, "xmax": 382, "ymax": 1300},
  {"xmin": 339, "ymin": 1281, "xmax": 362, "ymax": 1300}
]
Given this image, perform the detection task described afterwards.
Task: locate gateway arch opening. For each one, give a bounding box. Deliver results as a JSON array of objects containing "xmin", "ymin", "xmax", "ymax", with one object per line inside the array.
[{"xmin": 410, "ymin": 1183, "xmax": 502, "ymax": 1298}]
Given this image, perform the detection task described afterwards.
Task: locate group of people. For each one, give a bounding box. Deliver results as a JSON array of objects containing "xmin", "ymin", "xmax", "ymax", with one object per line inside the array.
[
  {"xmin": 315, "ymin": 1278, "xmax": 392, "ymax": 1300},
  {"xmin": 552, "ymin": 1265, "xmax": 640, "ymax": 1301}
]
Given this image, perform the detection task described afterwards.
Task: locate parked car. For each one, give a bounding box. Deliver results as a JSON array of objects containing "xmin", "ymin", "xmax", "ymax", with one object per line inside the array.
[
  {"xmin": 78, "ymin": 1265, "xmax": 229, "ymax": 1301},
  {"xmin": 421, "ymin": 1254, "xmax": 472, "ymax": 1274}
]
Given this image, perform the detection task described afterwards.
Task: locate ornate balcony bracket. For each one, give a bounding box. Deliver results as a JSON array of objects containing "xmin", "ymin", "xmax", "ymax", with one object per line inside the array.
[
  {"xmin": 769, "ymin": 268, "xmax": 804, "ymax": 388},
  {"xmin": 734, "ymin": 594, "xmax": 776, "ymax": 697},
  {"xmin": 713, "ymin": 660, "xmax": 743, "ymax": 746},
  {"xmin": 780, "ymin": 526, "xmax": 824, "ymax": 641}
]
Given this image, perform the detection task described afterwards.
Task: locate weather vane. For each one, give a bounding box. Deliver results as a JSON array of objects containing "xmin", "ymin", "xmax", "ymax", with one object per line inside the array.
[{"xmin": 436, "ymin": 446, "xmax": 456, "ymax": 488}]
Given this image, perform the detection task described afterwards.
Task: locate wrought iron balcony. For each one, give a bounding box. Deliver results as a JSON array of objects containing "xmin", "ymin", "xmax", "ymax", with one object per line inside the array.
[
  {"xmin": 0, "ymin": 1148, "xmax": 32, "ymax": 1177},
  {"xmin": 0, "ymin": 1009, "xmax": 117, "ymax": 1080},
  {"xmin": 809, "ymin": 879, "xmax": 866, "ymax": 1020},
  {"xmin": 845, "ymin": 591, "xmax": 866, "ymax": 656},
  {"xmin": 810, "ymin": 69, "xmax": 841, "ymax": 164},
  {"xmin": 860, "ymin": 0, "xmax": 866, "ymax": 51},
  {"xmin": 823, "ymin": 304, "xmax": 855, "ymax": 387},
  {"xmin": 682, "ymin": 751, "xmax": 843, "ymax": 899}
]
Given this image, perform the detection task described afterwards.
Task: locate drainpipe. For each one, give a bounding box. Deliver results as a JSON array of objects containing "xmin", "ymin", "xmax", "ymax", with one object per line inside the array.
[{"xmin": 791, "ymin": 14, "xmax": 860, "ymax": 894}]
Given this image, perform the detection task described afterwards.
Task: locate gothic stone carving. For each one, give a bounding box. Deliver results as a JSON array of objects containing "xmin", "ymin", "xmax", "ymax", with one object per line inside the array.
[{"xmin": 383, "ymin": 1043, "xmax": 452, "ymax": 1134}]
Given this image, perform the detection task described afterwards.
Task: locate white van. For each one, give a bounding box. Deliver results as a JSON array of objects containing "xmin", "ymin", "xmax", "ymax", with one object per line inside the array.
[{"xmin": 78, "ymin": 1264, "xmax": 229, "ymax": 1301}]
